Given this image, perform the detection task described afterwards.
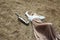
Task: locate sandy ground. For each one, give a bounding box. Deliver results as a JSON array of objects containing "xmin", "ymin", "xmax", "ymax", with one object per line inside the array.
[{"xmin": 0, "ymin": 0, "xmax": 60, "ymax": 40}]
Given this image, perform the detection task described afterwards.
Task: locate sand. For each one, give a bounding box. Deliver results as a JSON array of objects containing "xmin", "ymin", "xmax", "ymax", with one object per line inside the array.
[{"xmin": 0, "ymin": 0, "xmax": 60, "ymax": 40}]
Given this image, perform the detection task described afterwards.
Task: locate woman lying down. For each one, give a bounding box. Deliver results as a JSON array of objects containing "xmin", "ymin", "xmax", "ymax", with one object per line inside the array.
[{"xmin": 16, "ymin": 11, "xmax": 60, "ymax": 40}]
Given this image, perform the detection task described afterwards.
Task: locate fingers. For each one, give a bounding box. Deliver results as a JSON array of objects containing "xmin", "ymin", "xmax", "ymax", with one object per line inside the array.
[
  {"xmin": 32, "ymin": 19, "xmax": 42, "ymax": 26},
  {"xmin": 32, "ymin": 19, "xmax": 52, "ymax": 27},
  {"xmin": 32, "ymin": 18, "xmax": 42, "ymax": 23},
  {"xmin": 39, "ymin": 23, "xmax": 52, "ymax": 26}
]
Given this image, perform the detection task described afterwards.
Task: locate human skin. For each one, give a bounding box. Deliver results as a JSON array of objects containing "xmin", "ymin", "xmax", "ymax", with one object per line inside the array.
[
  {"xmin": 32, "ymin": 18, "xmax": 52, "ymax": 28},
  {"xmin": 31, "ymin": 18, "xmax": 57, "ymax": 40}
]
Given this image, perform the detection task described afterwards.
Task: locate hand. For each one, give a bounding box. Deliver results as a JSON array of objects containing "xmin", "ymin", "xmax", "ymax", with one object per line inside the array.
[{"xmin": 32, "ymin": 18, "xmax": 52, "ymax": 27}]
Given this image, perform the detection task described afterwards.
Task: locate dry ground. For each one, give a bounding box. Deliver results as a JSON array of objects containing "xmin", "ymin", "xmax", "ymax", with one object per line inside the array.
[{"xmin": 0, "ymin": 0, "xmax": 60, "ymax": 40}]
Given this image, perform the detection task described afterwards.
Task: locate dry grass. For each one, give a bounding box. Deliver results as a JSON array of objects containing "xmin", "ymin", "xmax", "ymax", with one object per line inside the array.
[{"xmin": 0, "ymin": 0, "xmax": 60, "ymax": 40}]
